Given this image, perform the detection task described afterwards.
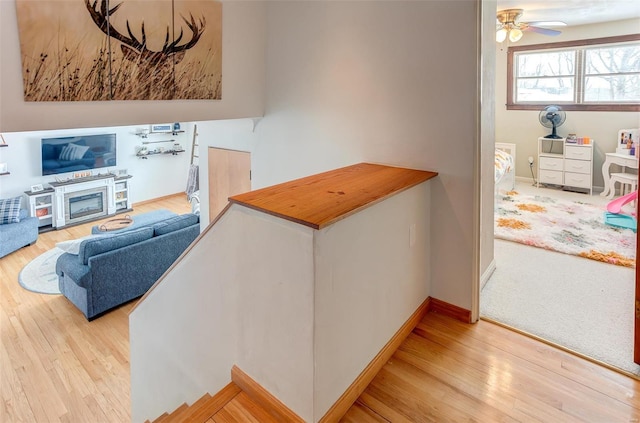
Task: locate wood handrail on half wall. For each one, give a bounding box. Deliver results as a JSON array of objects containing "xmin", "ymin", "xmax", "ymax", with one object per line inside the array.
[{"xmin": 230, "ymin": 162, "xmax": 437, "ymax": 229}]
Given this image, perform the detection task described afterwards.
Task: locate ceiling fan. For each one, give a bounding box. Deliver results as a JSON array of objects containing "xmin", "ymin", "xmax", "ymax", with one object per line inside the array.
[{"xmin": 496, "ymin": 9, "xmax": 565, "ymax": 43}]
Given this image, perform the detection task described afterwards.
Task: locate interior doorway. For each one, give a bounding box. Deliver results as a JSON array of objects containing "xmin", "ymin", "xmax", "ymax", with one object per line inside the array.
[{"xmin": 207, "ymin": 147, "xmax": 251, "ymax": 222}]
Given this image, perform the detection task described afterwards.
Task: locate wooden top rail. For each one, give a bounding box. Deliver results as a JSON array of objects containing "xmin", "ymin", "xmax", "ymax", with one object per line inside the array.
[{"xmin": 229, "ymin": 163, "xmax": 438, "ymax": 229}]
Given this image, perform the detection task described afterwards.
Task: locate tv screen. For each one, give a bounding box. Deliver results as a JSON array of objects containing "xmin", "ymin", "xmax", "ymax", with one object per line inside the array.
[{"xmin": 41, "ymin": 134, "xmax": 117, "ymax": 176}]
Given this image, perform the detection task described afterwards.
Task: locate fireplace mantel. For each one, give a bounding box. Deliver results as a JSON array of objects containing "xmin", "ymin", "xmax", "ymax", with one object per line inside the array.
[{"xmin": 51, "ymin": 175, "xmax": 121, "ymax": 228}]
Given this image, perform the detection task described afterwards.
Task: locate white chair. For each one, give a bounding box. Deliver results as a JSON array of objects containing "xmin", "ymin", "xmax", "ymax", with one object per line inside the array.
[{"xmin": 608, "ymin": 172, "xmax": 637, "ymax": 202}]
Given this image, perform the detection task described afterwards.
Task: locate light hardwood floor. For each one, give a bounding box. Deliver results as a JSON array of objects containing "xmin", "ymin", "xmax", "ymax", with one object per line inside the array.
[{"xmin": 3, "ymin": 195, "xmax": 640, "ymax": 422}]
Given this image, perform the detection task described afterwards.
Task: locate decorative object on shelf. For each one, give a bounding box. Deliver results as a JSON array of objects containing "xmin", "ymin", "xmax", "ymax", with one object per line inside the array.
[
  {"xmin": 73, "ymin": 171, "xmax": 93, "ymax": 179},
  {"xmin": 0, "ymin": 163, "xmax": 7, "ymax": 173},
  {"xmin": 617, "ymin": 128, "xmax": 639, "ymax": 156},
  {"xmin": 30, "ymin": 184, "xmax": 44, "ymax": 192},
  {"xmin": 135, "ymin": 128, "xmax": 150, "ymax": 138},
  {"xmin": 117, "ymin": 169, "xmax": 128, "ymax": 176},
  {"xmin": 35, "ymin": 208, "xmax": 48, "ymax": 217},
  {"xmin": 151, "ymin": 123, "xmax": 173, "ymax": 133},
  {"xmin": 173, "ymin": 122, "xmax": 181, "ymax": 131},
  {"xmin": 0, "ymin": 134, "xmax": 6, "ymax": 145}
]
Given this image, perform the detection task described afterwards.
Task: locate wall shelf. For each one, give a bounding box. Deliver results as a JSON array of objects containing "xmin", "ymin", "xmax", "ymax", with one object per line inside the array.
[
  {"xmin": 137, "ymin": 149, "xmax": 186, "ymax": 159},
  {"xmin": 135, "ymin": 130, "xmax": 184, "ymax": 138}
]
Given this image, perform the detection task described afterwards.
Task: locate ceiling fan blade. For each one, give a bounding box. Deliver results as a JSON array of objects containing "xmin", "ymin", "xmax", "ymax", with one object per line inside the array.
[
  {"xmin": 522, "ymin": 25, "xmax": 562, "ymax": 36},
  {"xmin": 526, "ymin": 21, "xmax": 567, "ymax": 27}
]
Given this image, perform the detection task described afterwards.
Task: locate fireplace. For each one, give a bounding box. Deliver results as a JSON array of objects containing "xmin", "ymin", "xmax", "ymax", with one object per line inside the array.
[{"xmin": 64, "ymin": 188, "xmax": 108, "ymax": 225}]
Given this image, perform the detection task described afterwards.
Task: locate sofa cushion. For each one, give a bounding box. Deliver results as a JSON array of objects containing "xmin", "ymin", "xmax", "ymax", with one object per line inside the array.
[
  {"xmin": 79, "ymin": 227, "xmax": 154, "ymax": 265},
  {"xmin": 153, "ymin": 213, "xmax": 199, "ymax": 236},
  {"xmin": 19, "ymin": 209, "xmax": 28, "ymax": 220},
  {"xmin": 0, "ymin": 196, "xmax": 22, "ymax": 224}
]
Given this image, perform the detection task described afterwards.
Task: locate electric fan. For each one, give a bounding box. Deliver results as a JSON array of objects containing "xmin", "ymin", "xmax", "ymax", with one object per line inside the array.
[{"xmin": 539, "ymin": 105, "xmax": 566, "ymax": 139}]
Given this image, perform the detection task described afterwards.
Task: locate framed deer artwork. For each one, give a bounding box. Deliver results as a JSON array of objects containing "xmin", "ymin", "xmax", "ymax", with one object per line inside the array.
[{"xmin": 15, "ymin": 0, "xmax": 222, "ymax": 101}]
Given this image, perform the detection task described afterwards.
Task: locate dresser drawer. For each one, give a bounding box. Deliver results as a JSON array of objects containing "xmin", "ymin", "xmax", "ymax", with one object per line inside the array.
[
  {"xmin": 539, "ymin": 156, "xmax": 563, "ymax": 171},
  {"xmin": 539, "ymin": 169, "xmax": 563, "ymax": 185},
  {"xmin": 564, "ymin": 172, "xmax": 591, "ymax": 188},
  {"xmin": 565, "ymin": 145, "xmax": 592, "ymax": 160},
  {"xmin": 564, "ymin": 159, "xmax": 591, "ymax": 174}
]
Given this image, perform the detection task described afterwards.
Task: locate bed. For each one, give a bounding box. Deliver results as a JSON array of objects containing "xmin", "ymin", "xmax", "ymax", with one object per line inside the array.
[{"xmin": 495, "ymin": 142, "xmax": 516, "ymax": 195}]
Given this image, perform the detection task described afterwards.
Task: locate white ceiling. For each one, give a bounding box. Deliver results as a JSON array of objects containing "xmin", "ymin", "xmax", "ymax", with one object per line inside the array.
[{"xmin": 497, "ymin": 0, "xmax": 640, "ymax": 26}]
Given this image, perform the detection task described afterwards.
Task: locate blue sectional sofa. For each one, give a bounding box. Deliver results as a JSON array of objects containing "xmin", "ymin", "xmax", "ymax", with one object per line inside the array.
[
  {"xmin": 0, "ymin": 209, "xmax": 39, "ymax": 258},
  {"xmin": 56, "ymin": 212, "xmax": 200, "ymax": 320}
]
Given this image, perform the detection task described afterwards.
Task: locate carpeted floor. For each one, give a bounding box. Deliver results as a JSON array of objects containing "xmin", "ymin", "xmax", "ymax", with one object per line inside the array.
[
  {"xmin": 482, "ymin": 239, "xmax": 639, "ymax": 375},
  {"xmin": 495, "ymin": 191, "xmax": 636, "ymax": 267},
  {"xmin": 18, "ymin": 247, "xmax": 64, "ymax": 295}
]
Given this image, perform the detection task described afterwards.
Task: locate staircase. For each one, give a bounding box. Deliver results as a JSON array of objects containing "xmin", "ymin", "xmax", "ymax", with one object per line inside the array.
[{"xmin": 148, "ymin": 382, "xmax": 280, "ymax": 423}]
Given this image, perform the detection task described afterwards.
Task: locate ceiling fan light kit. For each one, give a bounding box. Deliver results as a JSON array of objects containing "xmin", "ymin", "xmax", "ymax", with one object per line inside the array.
[{"xmin": 496, "ymin": 8, "xmax": 564, "ymax": 43}]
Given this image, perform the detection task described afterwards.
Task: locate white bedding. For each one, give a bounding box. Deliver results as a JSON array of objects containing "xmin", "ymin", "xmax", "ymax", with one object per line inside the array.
[
  {"xmin": 495, "ymin": 148, "xmax": 514, "ymax": 183},
  {"xmin": 494, "ymin": 143, "xmax": 516, "ymax": 193}
]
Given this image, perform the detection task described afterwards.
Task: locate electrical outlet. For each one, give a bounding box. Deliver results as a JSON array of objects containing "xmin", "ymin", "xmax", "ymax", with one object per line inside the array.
[{"xmin": 528, "ymin": 156, "xmax": 534, "ymax": 164}]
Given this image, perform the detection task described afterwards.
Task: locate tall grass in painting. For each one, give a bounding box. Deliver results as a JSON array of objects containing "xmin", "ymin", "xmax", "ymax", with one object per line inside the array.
[{"xmin": 22, "ymin": 41, "xmax": 222, "ymax": 101}]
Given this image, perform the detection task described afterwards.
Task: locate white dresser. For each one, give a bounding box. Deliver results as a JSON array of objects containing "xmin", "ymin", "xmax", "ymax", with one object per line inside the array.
[{"xmin": 537, "ymin": 137, "xmax": 594, "ymax": 195}]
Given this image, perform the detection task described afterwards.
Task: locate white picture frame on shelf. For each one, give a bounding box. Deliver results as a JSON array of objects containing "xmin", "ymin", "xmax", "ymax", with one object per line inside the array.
[
  {"xmin": 0, "ymin": 163, "xmax": 7, "ymax": 173},
  {"xmin": 150, "ymin": 123, "xmax": 173, "ymax": 133},
  {"xmin": 117, "ymin": 168, "xmax": 128, "ymax": 176},
  {"xmin": 30, "ymin": 183, "xmax": 44, "ymax": 192}
]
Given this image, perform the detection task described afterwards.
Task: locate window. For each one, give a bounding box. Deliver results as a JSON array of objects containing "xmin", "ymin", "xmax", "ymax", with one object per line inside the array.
[{"xmin": 507, "ymin": 34, "xmax": 640, "ymax": 111}]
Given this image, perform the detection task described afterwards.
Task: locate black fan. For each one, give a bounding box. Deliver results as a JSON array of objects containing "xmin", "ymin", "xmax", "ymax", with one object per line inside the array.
[{"xmin": 539, "ymin": 105, "xmax": 566, "ymax": 139}]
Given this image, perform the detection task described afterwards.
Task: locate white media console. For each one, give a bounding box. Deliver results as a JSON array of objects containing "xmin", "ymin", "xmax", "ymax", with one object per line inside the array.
[{"xmin": 25, "ymin": 174, "xmax": 132, "ymax": 230}]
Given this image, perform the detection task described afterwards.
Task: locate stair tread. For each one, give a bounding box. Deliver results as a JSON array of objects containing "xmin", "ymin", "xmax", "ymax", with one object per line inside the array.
[
  {"xmin": 182, "ymin": 383, "xmax": 242, "ymax": 422},
  {"xmin": 168, "ymin": 393, "xmax": 212, "ymax": 422}
]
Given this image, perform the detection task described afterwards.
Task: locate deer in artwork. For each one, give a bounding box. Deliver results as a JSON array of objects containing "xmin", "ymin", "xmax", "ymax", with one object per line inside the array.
[{"xmin": 85, "ymin": 0, "xmax": 206, "ymax": 99}]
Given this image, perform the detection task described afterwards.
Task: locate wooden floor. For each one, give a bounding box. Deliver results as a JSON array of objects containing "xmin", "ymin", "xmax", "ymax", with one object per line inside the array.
[
  {"xmin": 341, "ymin": 312, "xmax": 640, "ymax": 422},
  {"xmin": 2, "ymin": 194, "xmax": 640, "ymax": 422}
]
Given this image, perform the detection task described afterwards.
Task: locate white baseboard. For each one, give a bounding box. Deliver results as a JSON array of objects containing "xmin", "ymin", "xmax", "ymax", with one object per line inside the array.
[
  {"xmin": 480, "ymin": 259, "xmax": 496, "ymax": 290},
  {"xmin": 514, "ymin": 176, "xmax": 604, "ymax": 195}
]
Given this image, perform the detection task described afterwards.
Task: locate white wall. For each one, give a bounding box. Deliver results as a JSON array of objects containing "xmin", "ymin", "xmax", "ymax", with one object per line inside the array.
[
  {"xmin": 480, "ymin": 0, "xmax": 498, "ymax": 299},
  {"xmin": 0, "ymin": 124, "xmax": 193, "ymax": 203},
  {"xmin": 0, "ymin": 1, "xmax": 266, "ymax": 132},
  {"xmin": 313, "ymin": 183, "xmax": 430, "ymax": 419},
  {"xmin": 495, "ymin": 18, "xmax": 640, "ymax": 188},
  {"xmin": 255, "ymin": 0, "xmax": 479, "ymax": 310}
]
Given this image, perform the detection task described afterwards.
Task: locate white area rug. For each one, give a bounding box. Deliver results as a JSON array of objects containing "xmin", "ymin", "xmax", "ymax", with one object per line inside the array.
[
  {"xmin": 482, "ymin": 239, "xmax": 640, "ymax": 375},
  {"xmin": 18, "ymin": 247, "xmax": 64, "ymax": 295},
  {"xmin": 495, "ymin": 192, "xmax": 636, "ymax": 267}
]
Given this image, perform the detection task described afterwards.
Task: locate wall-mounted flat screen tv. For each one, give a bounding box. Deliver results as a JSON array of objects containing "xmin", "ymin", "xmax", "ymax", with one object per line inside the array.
[{"xmin": 41, "ymin": 133, "xmax": 117, "ymax": 176}]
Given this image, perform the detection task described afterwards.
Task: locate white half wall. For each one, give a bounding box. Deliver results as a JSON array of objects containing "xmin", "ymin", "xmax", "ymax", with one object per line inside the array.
[
  {"xmin": 130, "ymin": 178, "xmax": 434, "ymax": 423},
  {"xmin": 0, "ymin": 1, "xmax": 267, "ymax": 132},
  {"xmin": 313, "ymin": 183, "xmax": 431, "ymax": 419},
  {"xmin": 495, "ymin": 18, "xmax": 640, "ymax": 188},
  {"xmin": 130, "ymin": 209, "xmax": 244, "ymax": 423}
]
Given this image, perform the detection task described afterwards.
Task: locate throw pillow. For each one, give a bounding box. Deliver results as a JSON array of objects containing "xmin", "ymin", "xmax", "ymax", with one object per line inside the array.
[
  {"xmin": 59, "ymin": 143, "xmax": 90, "ymax": 161},
  {"xmin": 56, "ymin": 235, "xmax": 100, "ymax": 255},
  {"xmin": 0, "ymin": 196, "xmax": 22, "ymax": 224}
]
